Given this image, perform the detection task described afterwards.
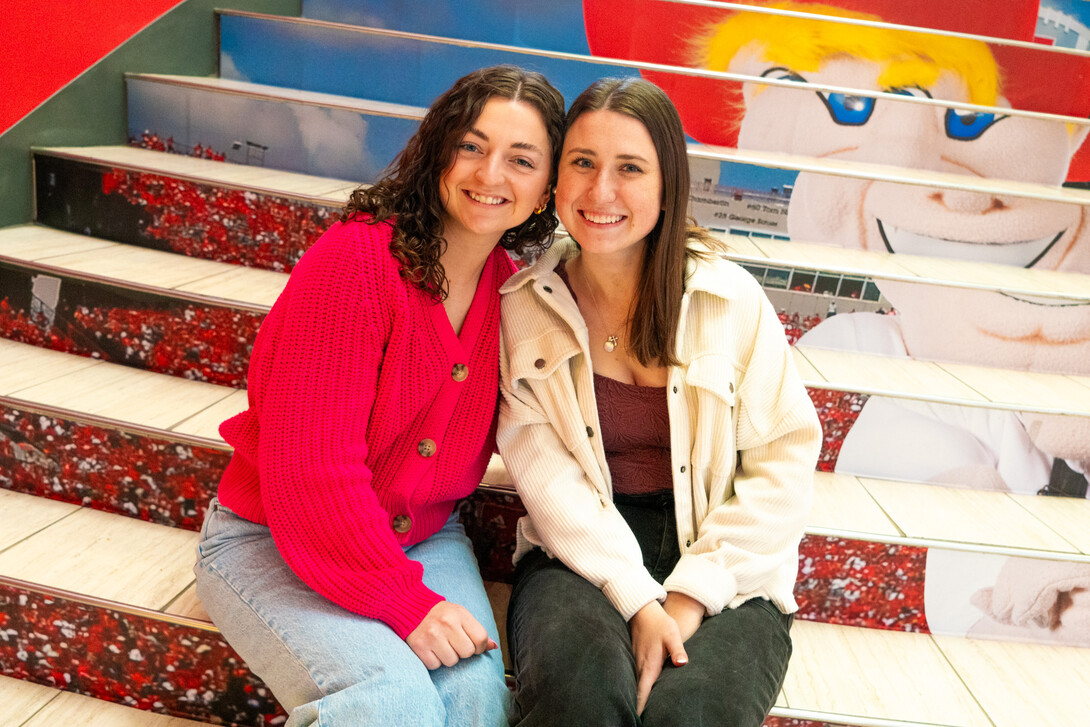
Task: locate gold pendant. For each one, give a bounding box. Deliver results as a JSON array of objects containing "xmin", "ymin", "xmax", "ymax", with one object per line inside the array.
[{"xmin": 604, "ymin": 335, "xmax": 618, "ymax": 353}]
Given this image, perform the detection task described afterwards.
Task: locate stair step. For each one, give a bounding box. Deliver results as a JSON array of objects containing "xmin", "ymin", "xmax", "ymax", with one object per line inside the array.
[
  {"xmin": 5, "ymin": 339, "xmax": 1088, "ymax": 599},
  {"xmin": 0, "ymin": 339, "xmax": 240, "ymax": 436},
  {"xmin": 30, "ymin": 147, "xmax": 1090, "ymax": 305},
  {"xmin": 1, "ymin": 495, "xmax": 1087, "ymax": 726},
  {"xmin": 126, "ymin": 73, "xmax": 423, "ymax": 182},
  {"xmin": 2, "ymin": 674, "xmax": 216, "ymax": 726},
  {"xmin": 0, "ymin": 225, "xmax": 285, "ymax": 309},
  {"xmin": 691, "ymin": 143, "xmax": 1090, "ymax": 208},
  {"xmin": 211, "ymin": 13, "xmax": 1090, "ymax": 203},
  {"xmin": 4, "ymin": 229, "xmax": 1089, "ymax": 418},
  {"xmin": 36, "ymin": 144, "xmax": 358, "ymax": 203},
  {"xmin": 794, "ymin": 346, "xmax": 1090, "ymax": 416}
]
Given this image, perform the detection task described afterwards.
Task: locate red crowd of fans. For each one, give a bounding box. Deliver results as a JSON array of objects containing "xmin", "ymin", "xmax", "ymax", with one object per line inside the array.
[
  {"xmin": 1, "ymin": 296, "xmax": 261, "ymax": 388},
  {"xmin": 1, "ymin": 406, "xmax": 229, "ymax": 530},
  {"xmin": 104, "ymin": 165, "xmax": 336, "ymax": 272},
  {"xmin": 777, "ymin": 310, "xmax": 824, "ymax": 346},
  {"xmin": 132, "ymin": 132, "xmax": 227, "ymax": 162},
  {"xmin": 0, "ymin": 583, "xmax": 285, "ymax": 725},
  {"xmin": 796, "ymin": 536, "xmax": 929, "ymax": 633}
]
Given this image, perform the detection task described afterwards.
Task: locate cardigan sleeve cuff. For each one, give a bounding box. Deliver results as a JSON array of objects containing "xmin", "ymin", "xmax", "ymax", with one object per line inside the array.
[
  {"xmin": 663, "ymin": 554, "xmax": 739, "ymax": 617},
  {"xmin": 602, "ymin": 563, "xmax": 668, "ymax": 621},
  {"xmin": 373, "ymin": 582, "xmax": 445, "ymax": 641}
]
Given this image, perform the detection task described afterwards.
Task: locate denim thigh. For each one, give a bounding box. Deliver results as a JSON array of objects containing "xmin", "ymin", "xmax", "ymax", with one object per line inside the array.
[{"xmin": 193, "ymin": 499, "xmax": 507, "ymax": 727}]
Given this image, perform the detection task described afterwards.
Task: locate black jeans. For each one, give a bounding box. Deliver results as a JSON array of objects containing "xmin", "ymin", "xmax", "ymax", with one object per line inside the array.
[{"xmin": 507, "ymin": 492, "xmax": 793, "ymax": 727}]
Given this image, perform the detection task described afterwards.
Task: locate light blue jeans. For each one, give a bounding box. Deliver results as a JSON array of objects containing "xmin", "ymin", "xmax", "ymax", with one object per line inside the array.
[{"xmin": 194, "ymin": 498, "xmax": 508, "ymax": 727}]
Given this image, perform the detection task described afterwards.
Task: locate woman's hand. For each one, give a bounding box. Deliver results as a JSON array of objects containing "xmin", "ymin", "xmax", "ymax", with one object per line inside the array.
[
  {"xmin": 629, "ymin": 600, "xmax": 688, "ymax": 714},
  {"xmin": 663, "ymin": 591, "xmax": 705, "ymax": 643},
  {"xmin": 407, "ymin": 601, "xmax": 498, "ymax": 670}
]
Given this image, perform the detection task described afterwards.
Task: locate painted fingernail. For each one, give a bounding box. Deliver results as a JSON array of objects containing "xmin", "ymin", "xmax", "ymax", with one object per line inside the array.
[{"xmin": 487, "ymin": 639, "xmax": 499, "ymax": 650}]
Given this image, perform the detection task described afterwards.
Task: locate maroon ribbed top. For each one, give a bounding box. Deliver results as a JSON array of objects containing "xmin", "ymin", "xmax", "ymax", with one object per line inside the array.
[{"xmin": 555, "ymin": 261, "xmax": 672, "ymax": 495}]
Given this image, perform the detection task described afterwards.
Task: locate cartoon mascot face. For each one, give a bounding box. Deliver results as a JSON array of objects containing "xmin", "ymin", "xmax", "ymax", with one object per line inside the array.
[{"xmin": 585, "ymin": 0, "xmax": 1090, "ymax": 376}]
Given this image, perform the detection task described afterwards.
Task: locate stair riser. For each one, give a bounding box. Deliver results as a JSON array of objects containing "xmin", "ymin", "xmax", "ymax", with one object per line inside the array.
[
  {"xmin": 128, "ymin": 75, "xmax": 420, "ymax": 182},
  {"xmin": 0, "ymin": 263, "xmax": 263, "ymax": 388},
  {"xmin": 35, "ymin": 155, "xmax": 340, "ymax": 273},
  {"xmin": 0, "ymin": 582, "xmax": 284, "ymax": 727},
  {"xmin": 1, "ymin": 404, "xmax": 230, "ymax": 531}
]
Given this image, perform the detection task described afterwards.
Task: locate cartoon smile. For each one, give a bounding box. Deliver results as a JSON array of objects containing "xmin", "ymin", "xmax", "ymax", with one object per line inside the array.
[
  {"xmin": 877, "ymin": 220, "xmax": 1065, "ymax": 268},
  {"xmin": 998, "ymin": 292, "xmax": 1090, "ymax": 308}
]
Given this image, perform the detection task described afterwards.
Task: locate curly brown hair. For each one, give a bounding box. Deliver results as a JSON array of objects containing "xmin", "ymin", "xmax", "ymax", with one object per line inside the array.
[{"xmin": 341, "ymin": 65, "xmax": 565, "ymax": 300}]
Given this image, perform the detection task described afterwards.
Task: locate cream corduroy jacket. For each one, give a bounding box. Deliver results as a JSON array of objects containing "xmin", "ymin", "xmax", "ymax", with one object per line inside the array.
[{"xmin": 497, "ymin": 238, "xmax": 822, "ymax": 620}]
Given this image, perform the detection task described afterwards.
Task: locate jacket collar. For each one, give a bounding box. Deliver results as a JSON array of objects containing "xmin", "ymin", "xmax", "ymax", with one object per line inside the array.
[
  {"xmin": 502, "ymin": 235, "xmax": 739, "ymax": 303},
  {"xmin": 500, "ymin": 236, "xmax": 579, "ymax": 295}
]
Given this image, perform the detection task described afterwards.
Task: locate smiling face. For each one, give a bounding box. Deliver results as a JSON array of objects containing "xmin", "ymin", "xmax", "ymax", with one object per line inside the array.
[
  {"xmin": 555, "ymin": 110, "xmax": 663, "ymax": 261},
  {"xmin": 729, "ymin": 48, "xmax": 1090, "ymax": 374},
  {"xmin": 438, "ymin": 97, "xmax": 552, "ymax": 251}
]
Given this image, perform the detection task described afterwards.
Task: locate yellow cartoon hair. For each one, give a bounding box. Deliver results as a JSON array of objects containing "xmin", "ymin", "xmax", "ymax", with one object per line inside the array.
[{"xmin": 701, "ymin": 1, "xmax": 1000, "ymax": 106}]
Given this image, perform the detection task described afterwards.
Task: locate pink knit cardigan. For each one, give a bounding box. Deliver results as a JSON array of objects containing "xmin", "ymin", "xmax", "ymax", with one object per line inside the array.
[{"xmin": 217, "ymin": 218, "xmax": 515, "ymax": 639}]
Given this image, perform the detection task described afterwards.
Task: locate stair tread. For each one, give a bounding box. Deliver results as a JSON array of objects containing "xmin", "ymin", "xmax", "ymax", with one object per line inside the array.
[
  {"xmin": 795, "ymin": 345, "xmax": 1090, "ymax": 415},
  {"xmin": 692, "ymin": 143, "xmax": 1090, "ymax": 207},
  {"xmin": 0, "ymin": 489, "xmax": 81, "ymax": 552},
  {"xmin": 1, "ymin": 674, "xmax": 63, "ymax": 725},
  {"xmin": 35, "ymin": 144, "xmax": 360, "ymax": 202},
  {"xmin": 0, "ymin": 674, "xmax": 214, "ymax": 726},
  {"xmin": 0, "ymin": 492, "xmax": 197, "ymax": 610},
  {"xmin": 0, "ymin": 226, "xmax": 288, "ymax": 308},
  {"xmin": 932, "ymin": 633, "xmax": 1090, "ymax": 727},
  {"xmin": 1, "ymin": 341, "xmax": 237, "ymax": 433}
]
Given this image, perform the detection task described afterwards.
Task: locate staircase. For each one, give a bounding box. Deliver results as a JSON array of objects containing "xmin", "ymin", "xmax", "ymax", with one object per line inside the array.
[{"xmin": 3, "ymin": 1, "xmax": 1089, "ymax": 725}]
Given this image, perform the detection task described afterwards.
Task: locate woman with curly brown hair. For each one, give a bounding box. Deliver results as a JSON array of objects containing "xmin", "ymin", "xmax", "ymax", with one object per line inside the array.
[{"xmin": 194, "ymin": 65, "xmax": 564, "ymax": 727}]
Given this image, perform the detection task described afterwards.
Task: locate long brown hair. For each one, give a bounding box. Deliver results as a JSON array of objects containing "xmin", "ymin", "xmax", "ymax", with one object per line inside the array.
[
  {"xmin": 565, "ymin": 77, "xmax": 720, "ymax": 366},
  {"xmin": 342, "ymin": 65, "xmax": 565, "ymax": 300}
]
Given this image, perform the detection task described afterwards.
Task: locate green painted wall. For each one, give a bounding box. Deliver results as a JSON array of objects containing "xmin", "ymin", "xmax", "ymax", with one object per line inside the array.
[{"xmin": 0, "ymin": 0, "xmax": 302, "ymax": 226}]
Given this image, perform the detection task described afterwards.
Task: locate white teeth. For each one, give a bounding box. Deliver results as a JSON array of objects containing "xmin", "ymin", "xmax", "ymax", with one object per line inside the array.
[
  {"xmin": 583, "ymin": 212, "xmax": 624, "ymax": 224},
  {"xmin": 467, "ymin": 191, "xmax": 505, "ymax": 205},
  {"xmin": 878, "ymin": 220, "xmax": 1064, "ymax": 267}
]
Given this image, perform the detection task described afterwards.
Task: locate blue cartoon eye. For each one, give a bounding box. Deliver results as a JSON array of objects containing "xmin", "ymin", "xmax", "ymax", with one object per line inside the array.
[
  {"xmin": 817, "ymin": 93, "xmax": 875, "ymax": 125},
  {"xmin": 945, "ymin": 108, "xmax": 1004, "ymax": 140}
]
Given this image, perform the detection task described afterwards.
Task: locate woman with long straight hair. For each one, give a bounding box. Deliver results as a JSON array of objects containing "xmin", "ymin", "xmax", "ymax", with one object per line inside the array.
[{"xmin": 498, "ymin": 77, "xmax": 821, "ymax": 726}]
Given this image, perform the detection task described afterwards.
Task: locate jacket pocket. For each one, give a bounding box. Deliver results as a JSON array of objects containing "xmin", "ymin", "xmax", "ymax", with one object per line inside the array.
[
  {"xmin": 685, "ymin": 354, "xmax": 738, "ymax": 409},
  {"xmin": 506, "ymin": 332, "xmax": 582, "ymax": 383}
]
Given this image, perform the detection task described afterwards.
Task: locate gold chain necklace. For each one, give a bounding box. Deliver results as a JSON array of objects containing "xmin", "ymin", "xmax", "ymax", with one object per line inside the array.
[{"xmin": 578, "ymin": 263, "xmax": 622, "ymax": 353}]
